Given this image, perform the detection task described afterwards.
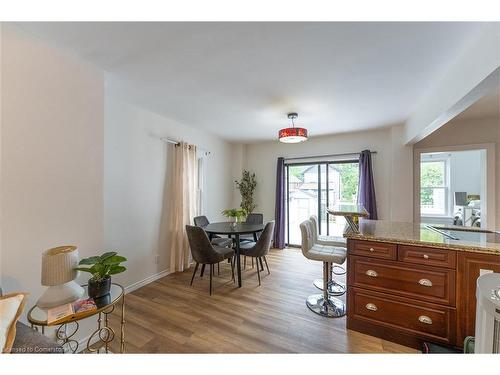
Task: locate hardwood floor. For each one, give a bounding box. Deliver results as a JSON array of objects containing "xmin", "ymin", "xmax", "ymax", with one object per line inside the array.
[{"xmin": 108, "ymin": 248, "xmax": 418, "ymax": 353}]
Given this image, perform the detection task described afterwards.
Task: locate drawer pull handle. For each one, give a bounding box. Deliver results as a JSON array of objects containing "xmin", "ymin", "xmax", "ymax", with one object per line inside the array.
[
  {"xmin": 418, "ymin": 278, "xmax": 433, "ymax": 287},
  {"xmin": 423, "ymin": 254, "xmax": 429, "ymax": 259},
  {"xmin": 369, "ymin": 247, "xmax": 375, "ymax": 252},
  {"xmin": 365, "ymin": 270, "xmax": 378, "ymax": 277},
  {"xmin": 365, "ymin": 303, "xmax": 378, "ymax": 311},
  {"xmin": 418, "ymin": 315, "xmax": 433, "ymax": 325}
]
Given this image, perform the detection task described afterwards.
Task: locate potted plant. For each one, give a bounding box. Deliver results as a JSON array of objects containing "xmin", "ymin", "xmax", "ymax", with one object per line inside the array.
[
  {"xmin": 74, "ymin": 252, "xmax": 127, "ymax": 299},
  {"xmin": 235, "ymin": 170, "xmax": 257, "ymax": 215},
  {"xmin": 222, "ymin": 208, "xmax": 246, "ymax": 227}
]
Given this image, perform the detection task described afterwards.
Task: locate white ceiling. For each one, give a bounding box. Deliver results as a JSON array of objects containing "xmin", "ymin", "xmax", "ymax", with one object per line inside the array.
[{"xmin": 14, "ymin": 22, "xmax": 489, "ymax": 142}]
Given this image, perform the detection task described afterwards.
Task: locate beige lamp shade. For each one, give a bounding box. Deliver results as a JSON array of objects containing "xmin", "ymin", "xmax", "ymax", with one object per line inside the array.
[{"xmin": 41, "ymin": 246, "xmax": 79, "ymax": 286}]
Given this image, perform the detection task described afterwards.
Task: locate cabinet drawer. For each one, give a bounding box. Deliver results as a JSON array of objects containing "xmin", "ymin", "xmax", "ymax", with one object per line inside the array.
[
  {"xmin": 398, "ymin": 245, "xmax": 456, "ymax": 269},
  {"xmin": 350, "ymin": 240, "xmax": 397, "ymax": 260},
  {"xmin": 351, "ymin": 256, "xmax": 456, "ymax": 306},
  {"xmin": 350, "ymin": 287, "xmax": 456, "ymax": 343}
]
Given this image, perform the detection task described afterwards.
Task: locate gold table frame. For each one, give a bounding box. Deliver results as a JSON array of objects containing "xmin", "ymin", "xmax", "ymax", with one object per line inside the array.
[{"xmin": 27, "ymin": 283, "xmax": 125, "ymax": 353}]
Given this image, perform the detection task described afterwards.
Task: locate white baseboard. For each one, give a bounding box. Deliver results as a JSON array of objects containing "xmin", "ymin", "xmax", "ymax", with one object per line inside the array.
[
  {"xmin": 124, "ymin": 268, "xmax": 171, "ymax": 294},
  {"xmin": 75, "ymin": 268, "xmax": 172, "ymax": 352}
]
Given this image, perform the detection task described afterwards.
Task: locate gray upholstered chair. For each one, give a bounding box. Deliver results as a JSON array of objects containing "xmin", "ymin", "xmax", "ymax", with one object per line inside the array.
[
  {"xmin": 241, "ymin": 213, "xmax": 264, "ymax": 269},
  {"xmin": 310, "ymin": 215, "xmax": 347, "ymax": 289},
  {"xmin": 300, "ymin": 219, "xmax": 346, "ymax": 318},
  {"xmin": 186, "ymin": 225, "xmax": 235, "ymax": 295},
  {"xmin": 239, "ymin": 221, "xmax": 274, "ymax": 286},
  {"xmin": 193, "ymin": 215, "xmax": 233, "ymax": 248}
]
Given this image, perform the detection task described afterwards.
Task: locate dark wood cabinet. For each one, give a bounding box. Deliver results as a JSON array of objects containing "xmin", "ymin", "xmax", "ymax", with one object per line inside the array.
[
  {"xmin": 456, "ymin": 251, "xmax": 500, "ymax": 346},
  {"xmin": 347, "ymin": 239, "xmax": 500, "ymax": 349}
]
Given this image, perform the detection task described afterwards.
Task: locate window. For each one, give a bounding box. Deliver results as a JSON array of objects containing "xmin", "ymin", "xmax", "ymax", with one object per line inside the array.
[
  {"xmin": 285, "ymin": 160, "xmax": 359, "ymax": 245},
  {"xmin": 420, "ymin": 158, "xmax": 449, "ymax": 216}
]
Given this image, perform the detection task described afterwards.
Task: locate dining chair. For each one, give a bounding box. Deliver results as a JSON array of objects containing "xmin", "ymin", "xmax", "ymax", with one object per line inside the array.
[
  {"xmin": 193, "ymin": 215, "xmax": 233, "ymax": 247},
  {"xmin": 239, "ymin": 221, "xmax": 274, "ymax": 286},
  {"xmin": 241, "ymin": 213, "xmax": 264, "ymax": 269},
  {"xmin": 186, "ymin": 225, "xmax": 235, "ymax": 295},
  {"xmin": 193, "ymin": 215, "xmax": 233, "ymax": 275}
]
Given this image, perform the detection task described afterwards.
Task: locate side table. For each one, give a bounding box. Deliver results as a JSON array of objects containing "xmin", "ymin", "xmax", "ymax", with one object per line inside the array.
[{"xmin": 27, "ymin": 283, "xmax": 125, "ymax": 353}]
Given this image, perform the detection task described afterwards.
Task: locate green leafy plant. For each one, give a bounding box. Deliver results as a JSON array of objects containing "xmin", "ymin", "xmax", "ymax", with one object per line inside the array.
[
  {"xmin": 74, "ymin": 252, "xmax": 127, "ymax": 282},
  {"xmin": 222, "ymin": 208, "xmax": 246, "ymax": 220},
  {"xmin": 235, "ymin": 170, "xmax": 257, "ymax": 215}
]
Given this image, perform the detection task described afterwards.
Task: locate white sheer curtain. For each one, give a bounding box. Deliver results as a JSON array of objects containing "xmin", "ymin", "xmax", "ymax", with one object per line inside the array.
[{"xmin": 168, "ymin": 142, "xmax": 198, "ymax": 272}]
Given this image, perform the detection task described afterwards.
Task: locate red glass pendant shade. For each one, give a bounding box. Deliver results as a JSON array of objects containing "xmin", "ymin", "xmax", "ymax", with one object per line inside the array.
[
  {"xmin": 278, "ymin": 112, "xmax": 308, "ymax": 143},
  {"xmin": 278, "ymin": 127, "xmax": 308, "ymax": 143}
]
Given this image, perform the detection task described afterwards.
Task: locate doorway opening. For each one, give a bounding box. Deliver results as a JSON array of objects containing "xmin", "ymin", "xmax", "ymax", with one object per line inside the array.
[{"xmin": 419, "ymin": 149, "xmax": 487, "ymax": 228}]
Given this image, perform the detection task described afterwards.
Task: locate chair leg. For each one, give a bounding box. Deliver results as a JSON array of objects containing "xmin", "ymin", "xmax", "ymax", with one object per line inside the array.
[
  {"xmin": 263, "ymin": 256, "xmax": 270, "ymax": 275},
  {"xmin": 251, "ymin": 257, "xmax": 254, "ymax": 268},
  {"xmin": 209, "ymin": 264, "xmax": 213, "ymax": 295},
  {"xmin": 218, "ymin": 263, "xmax": 220, "ymax": 276},
  {"xmin": 259, "ymin": 257, "xmax": 264, "ymax": 271},
  {"xmin": 200, "ymin": 264, "xmax": 206, "ymax": 277},
  {"xmin": 256, "ymin": 259, "xmax": 261, "ymax": 286},
  {"xmin": 231, "ymin": 257, "xmax": 235, "ymax": 282},
  {"xmin": 244, "ymin": 255, "xmax": 246, "ymax": 269},
  {"xmin": 190, "ymin": 262, "xmax": 199, "ymax": 286}
]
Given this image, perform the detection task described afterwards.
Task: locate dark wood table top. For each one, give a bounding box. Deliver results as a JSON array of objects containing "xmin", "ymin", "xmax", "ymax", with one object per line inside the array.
[{"xmin": 203, "ymin": 222, "xmax": 264, "ymax": 235}]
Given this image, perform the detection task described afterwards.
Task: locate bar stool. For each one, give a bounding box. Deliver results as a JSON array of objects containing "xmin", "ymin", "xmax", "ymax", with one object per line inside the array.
[
  {"xmin": 309, "ymin": 215, "xmax": 346, "ymax": 296},
  {"xmin": 300, "ymin": 219, "xmax": 346, "ymax": 318}
]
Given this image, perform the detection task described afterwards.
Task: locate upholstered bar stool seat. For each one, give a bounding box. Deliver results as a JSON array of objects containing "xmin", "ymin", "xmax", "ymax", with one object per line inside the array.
[
  {"xmin": 300, "ymin": 219, "xmax": 346, "ymax": 318},
  {"xmin": 310, "ymin": 215, "xmax": 348, "ymax": 282}
]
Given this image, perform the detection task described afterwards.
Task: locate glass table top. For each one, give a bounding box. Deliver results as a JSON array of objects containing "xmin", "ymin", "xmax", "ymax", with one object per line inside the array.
[{"xmin": 28, "ymin": 283, "xmax": 124, "ymax": 326}]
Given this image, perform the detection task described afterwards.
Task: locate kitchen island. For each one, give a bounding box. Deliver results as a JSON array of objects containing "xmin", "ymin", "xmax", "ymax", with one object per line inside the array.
[{"xmin": 344, "ymin": 219, "xmax": 500, "ymax": 349}]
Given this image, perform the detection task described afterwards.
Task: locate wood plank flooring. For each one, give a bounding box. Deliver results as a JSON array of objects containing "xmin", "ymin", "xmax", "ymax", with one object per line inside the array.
[{"xmin": 108, "ymin": 248, "xmax": 418, "ymax": 353}]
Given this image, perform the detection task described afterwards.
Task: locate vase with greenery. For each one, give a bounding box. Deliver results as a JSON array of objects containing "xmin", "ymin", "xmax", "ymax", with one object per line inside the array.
[
  {"xmin": 74, "ymin": 252, "xmax": 127, "ymax": 299},
  {"xmin": 235, "ymin": 170, "xmax": 257, "ymax": 215},
  {"xmin": 222, "ymin": 208, "xmax": 246, "ymax": 227}
]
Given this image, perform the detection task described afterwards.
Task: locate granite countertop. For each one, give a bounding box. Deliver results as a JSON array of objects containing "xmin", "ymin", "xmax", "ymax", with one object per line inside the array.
[{"xmin": 345, "ymin": 219, "xmax": 500, "ymax": 255}]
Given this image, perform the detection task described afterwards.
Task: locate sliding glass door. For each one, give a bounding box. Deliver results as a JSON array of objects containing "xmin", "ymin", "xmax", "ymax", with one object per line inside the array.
[{"xmin": 285, "ymin": 160, "xmax": 359, "ymax": 246}]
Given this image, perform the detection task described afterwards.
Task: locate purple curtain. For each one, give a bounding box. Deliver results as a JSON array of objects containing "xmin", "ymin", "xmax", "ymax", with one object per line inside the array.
[
  {"xmin": 274, "ymin": 157, "xmax": 285, "ymax": 249},
  {"xmin": 358, "ymin": 150, "xmax": 378, "ymax": 219}
]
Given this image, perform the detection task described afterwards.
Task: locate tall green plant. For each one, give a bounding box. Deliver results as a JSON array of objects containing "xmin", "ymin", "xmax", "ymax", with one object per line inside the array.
[{"xmin": 235, "ymin": 170, "xmax": 257, "ymax": 215}]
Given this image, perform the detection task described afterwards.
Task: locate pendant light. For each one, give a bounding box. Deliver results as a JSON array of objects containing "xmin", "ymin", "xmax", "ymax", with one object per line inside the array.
[{"xmin": 278, "ymin": 112, "xmax": 308, "ymax": 143}]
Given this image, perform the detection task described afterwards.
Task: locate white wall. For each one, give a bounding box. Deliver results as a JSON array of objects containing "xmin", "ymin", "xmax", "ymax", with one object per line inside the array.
[
  {"xmin": 104, "ymin": 94, "xmax": 235, "ymax": 288},
  {"xmin": 241, "ymin": 125, "xmax": 414, "ymax": 224},
  {"xmin": 1, "ymin": 25, "xmax": 104, "ymax": 319},
  {"xmin": 416, "ymin": 117, "xmax": 500, "ymax": 229}
]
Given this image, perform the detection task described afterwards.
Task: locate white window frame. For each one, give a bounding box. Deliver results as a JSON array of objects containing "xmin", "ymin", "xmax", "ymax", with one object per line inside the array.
[{"xmin": 419, "ymin": 156, "xmax": 451, "ymax": 218}]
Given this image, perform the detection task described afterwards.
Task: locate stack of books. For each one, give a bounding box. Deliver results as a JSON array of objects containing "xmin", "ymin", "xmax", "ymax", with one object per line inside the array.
[{"xmin": 47, "ymin": 298, "xmax": 97, "ymax": 325}]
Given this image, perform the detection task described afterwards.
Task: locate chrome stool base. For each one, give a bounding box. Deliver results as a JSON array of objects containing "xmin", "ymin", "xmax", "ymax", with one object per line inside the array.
[
  {"xmin": 313, "ymin": 278, "xmax": 346, "ymax": 296},
  {"xmin": 331, "ymin": 265, "xmax": 346, "ymax": 275},
  {"xmin": 306, "ymin": 294, "xmax": 346, "ymax": 318}
]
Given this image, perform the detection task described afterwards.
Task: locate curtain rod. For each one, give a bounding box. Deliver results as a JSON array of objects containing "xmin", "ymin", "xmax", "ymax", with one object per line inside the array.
[
  {"xmin": 160, "ymin": 137, "xmax": 211, "ymax": 155},
  {"xmin": 284, "ymin": 150, "xmax": 377, "ymax": 161}
]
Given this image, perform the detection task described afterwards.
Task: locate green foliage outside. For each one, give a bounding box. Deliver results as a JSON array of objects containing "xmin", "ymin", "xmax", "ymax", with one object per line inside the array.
[
  {"xmin": 335, "ymin": 163, "xmax": 359, "ymax": 202},
  {"xmin": 420, "ymin": 161, "xmax": 445, "ymax": 205}
]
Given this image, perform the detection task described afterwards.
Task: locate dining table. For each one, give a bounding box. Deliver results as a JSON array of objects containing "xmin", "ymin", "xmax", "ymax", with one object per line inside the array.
[{"xmin": 203, "ymin": 222, "xmax": 264, "ymax": 287}]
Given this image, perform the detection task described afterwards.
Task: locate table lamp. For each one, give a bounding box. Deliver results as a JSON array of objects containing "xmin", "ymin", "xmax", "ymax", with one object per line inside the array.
[{"xmin": 36, "ymin": 246, "xmax": 85, "ymax": 309}]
